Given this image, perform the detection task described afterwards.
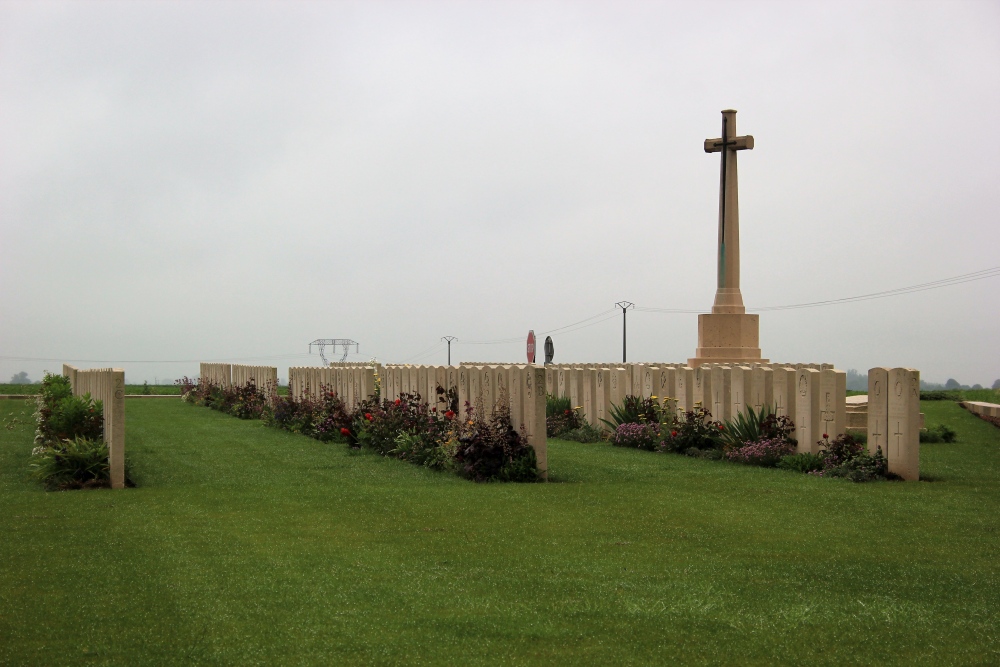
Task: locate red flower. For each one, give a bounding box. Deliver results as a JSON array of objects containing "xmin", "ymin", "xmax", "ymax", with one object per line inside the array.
[
  {"xmin": 364, "ymin": 413, "xmax": 373, "ymax": 421},
  {"xmin": 444, "ymin": 410, "xmax": 455, "ymax": 420},
  {"xmin": 823, "ymin": 433, "xmax": 829, "ymax": 439},
  {"xmin": 340, "ymin": 427, "xmax": 351, "ymax": 436},
  {"xmin": 717, "ymin": 424, "xmax": 724, "ymax": 430},
  {"xmin": 431, "ymin": 407, "xmax": 437, "ymax": 412},
  {"xmin": 671, "ymin": 430, "xmax": 678, "ymax": 437},
  {"xmin": 394, "ymin": 399, "xmax": 401, "ymax": 406},
  {"xmin": 564, "ymin": 409, "xmax": 571, "ymax": 415}
]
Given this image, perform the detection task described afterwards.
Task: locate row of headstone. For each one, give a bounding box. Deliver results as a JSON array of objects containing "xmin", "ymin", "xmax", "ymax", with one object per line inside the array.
[
  {"xmin": 200, "ymin": 363, "xmax": 233, "ymax": 388},
  {"xmin": 543, "ymin": 361, "xmax": 832, "ymax": 398},
  {"xmin": 199, "ymin": 363, "xmax": 279, "ymax": 394},
  {"xmin": 545, "ymin": 363, "xmax": 919, "ymax": 480},
  {"xmin": 63, "ymin": 364, "xmax": 126, "ymax": 489},
  {"xmin": 231, "ymin": 365, "xmax": 278, "ymax": 391},
  {"xmin": 287, "ymin": 365, "xmax": 378, "ymax": 410},
  {"xmin": 546, "ymin": 364, "xmax": 843, "ymax": 439}
]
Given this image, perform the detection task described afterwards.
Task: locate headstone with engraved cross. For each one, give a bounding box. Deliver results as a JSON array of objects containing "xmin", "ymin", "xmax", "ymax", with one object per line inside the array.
[
  {"xmin": 773, "ymin": 366, "xmax": 796, "ymax": 422},
  {"xmin": 795, "ymin": 368, "xmax": 822, "ymax": 454},
  {"xmin": 751, "ymin": 366, "xmax": 773, "ymax": 413},
  {"xmin": 819, "ymin": 369, "xmax": 847, "ymax": 440},
  {"xmin": 867, "ymin": 367, "xmax": 889, "ymax": 456},
  {"xmin": 675, "ymin": 366, "xmax": 694, "ymax": 418},
  {"xmin": 731, "ymin": 365, "xmax": 752, "ymax": 419},
  {"xmin": 887, "ymin": 367, "xmax": 920, "ymax": 480},
  {"xmin": 711, "ymin": 365, "xmax": 732, "ymax": 422}
]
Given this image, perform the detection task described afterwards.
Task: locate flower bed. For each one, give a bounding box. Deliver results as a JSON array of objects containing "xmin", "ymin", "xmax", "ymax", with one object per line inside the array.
[
  {"xmin": 607, "ymin": 396, "xmax": 897, "ymax": 483},
  {"xmin": 182, "ymin": 377, "xmax": 538, "ymax": 483}
]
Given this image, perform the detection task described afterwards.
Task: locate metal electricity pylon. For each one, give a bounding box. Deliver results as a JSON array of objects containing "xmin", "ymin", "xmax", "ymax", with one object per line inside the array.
[{"xmin": 308, "ymin": 339, "xmax": 359, "ymax": 364}]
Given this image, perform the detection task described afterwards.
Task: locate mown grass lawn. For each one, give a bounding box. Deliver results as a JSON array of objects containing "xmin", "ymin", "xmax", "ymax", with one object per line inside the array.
[{"xmin": 1, "ymin": 398, "xmax": 998, "ymax": 665}]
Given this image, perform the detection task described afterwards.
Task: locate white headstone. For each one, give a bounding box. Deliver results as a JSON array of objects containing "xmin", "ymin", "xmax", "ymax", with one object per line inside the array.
[
  {"xmin": 887, "ymin": 367, "xmax": 920, "ymax": 481},
  {"xmin": 795, "ymin": 368, "xmax": 822, "ymax": 454},
  {"xmin": 867, "ymin": 367, "xmax": 889, "ymax": 456}
]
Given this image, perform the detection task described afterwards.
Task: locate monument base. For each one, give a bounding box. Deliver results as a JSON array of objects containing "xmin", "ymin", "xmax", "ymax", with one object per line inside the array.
[{"xmin": 687, "ymin": 313, "xmax": 768, "ymax": 367}]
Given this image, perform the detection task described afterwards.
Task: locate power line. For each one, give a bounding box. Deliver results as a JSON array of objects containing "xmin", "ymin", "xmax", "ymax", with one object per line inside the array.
[
  {"xmin": 752, "ymin": 265, "xmax": 1000, "ymax": 311},
  {"xmin": 397, "ymin": 341, "xmax": 446, "ymax": 363},
  {"xmin": 459, "ymin": 309, "xmax": 616, "ymax": 344},
  {"xmin": 637, "ymin": 265, "xmax": 1000, "ymax": 314}
]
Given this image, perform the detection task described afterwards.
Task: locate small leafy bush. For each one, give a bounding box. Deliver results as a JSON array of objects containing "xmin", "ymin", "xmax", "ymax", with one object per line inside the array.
[
  {"xmin": 546, "ymin": 395, "xmax": 583, "ymax": 437},
  {"xmin": 558, "ymin": 422, "xmax": 606, "ymax": 443},
  {"xmin": 454, "ymin": 403, "xmax": 537, "ymax": 483},
  {"xmin": 29, "ymin": 437, "xmax": 111, "ymax": 490},
  {"xmin": 920, "ymin": 424, "xmax": 957, "ymax": 443},
  {"xmin": 229, "ymin": 379, "xmax": 269, "ymax": 420},
  {"xmin": 778, "ymin": 452, "xmax": 824, "ymax": 473},
  {"xmin": 546, "ymin": 394, "xmax": 571, "ymax": 418},
  {"xmin": 613, "ymin": 422, "xmax": 661, "ymax": 451},
  {"xmin": 600, "ymin": 395, "xmax": 661, "ymax": 431},
  {"xmin": 725, "ymin": 437, "xmax": 795, "ymax": 467},
  {"xmin": 34, "ymin": 373, "xmax": 103, "ymax": 447},
  {"xmin": 658, "ymin": 407, "xmax": 724, "ymax": 454},
  {"xmin": 355, "ymin": 393, "xmax": 432, "ymax": 455},
  {"xmin": 720, "ymin": 406, "xmax": 796, "ymax": 451},
  {"xmin": 810, "ymin": 434, "xmax": 895, "ymax": 482},
  {"xmin": 921, "ymin": 390, "xmax": 959, "ymax": 401},
  {"xmin": 818, "ymin": 447, "xmax": 891, "ymax": 482}
]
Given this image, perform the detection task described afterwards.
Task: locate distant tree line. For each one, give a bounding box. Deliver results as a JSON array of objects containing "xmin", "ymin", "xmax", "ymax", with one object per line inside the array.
[{"xmin": 844, "ymin": 369, "xmax": 1000, "ymax": 392}]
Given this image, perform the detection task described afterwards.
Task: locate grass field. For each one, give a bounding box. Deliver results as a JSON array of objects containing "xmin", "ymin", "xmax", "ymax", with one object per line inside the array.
[{"xmin": 1, "ymin": 399, "xmax": 998, "ymax": 665}]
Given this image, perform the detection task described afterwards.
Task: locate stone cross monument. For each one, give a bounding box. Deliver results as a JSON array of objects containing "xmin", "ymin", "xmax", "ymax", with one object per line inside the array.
[{"xmin": 688, "ymin": 109, "xmax": 768, "ymax": 367}]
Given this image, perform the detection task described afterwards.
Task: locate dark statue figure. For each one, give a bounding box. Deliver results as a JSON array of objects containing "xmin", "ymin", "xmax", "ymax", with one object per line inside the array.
[{"xmin": 544, "ymin": 336, "xmax": 554, "ymax": 365}]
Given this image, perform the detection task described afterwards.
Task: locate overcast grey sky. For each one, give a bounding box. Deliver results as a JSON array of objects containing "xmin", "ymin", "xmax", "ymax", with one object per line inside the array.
[{"xmin": 1, "ymin": 0, "xmax": 998, "ymax": 385}]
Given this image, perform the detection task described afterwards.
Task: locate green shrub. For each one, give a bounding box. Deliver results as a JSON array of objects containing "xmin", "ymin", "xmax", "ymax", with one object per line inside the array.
[
  {"xmin": 658, "ymin": 407, "xmax": 723, "ymax": 454},
  {"xmin": 34, "ymin": 373, "xmax": 103, "ymax": 447},
  {"xmin": 45, "ymin": 395, "xmax": 104, "ymax": 442},
  {"xmin": 725, "ymin": 438, "xmax": 796, "ymax": 467},
  {"xmin": 778, "ymin": 452, "xmax": 824, "ymax": 473},
  {"xmin": 389, "ymin": 429, "xmax": 455, "ymax": 470},
  {"xmin": 39, "ymin": 372, "xmax": 72, "ymax": 405},
  {"xmin": 546, "ymin": 395, "xmax": 583, "ymax": 436},
  {"xmin": 920, "ymin": 424, "xmax": 957, "ymax": 443},
  {"xmin": 612, "ymin": 422, "xmax": 662, "ymax": 450},
  {"xmin": 546, "ymin": 394, "xmax": 571, "ymax": 418},
  {"xmin": 454, "ymin": 404, "xmax": 538, "ymax": 483},
  {"xmin": 820, "ymin": 447, "xmax": 892, "ymax": 483},
  {"xmin": 720, "ymin": 406, "xmax": 796, "ymax": 451},
  {"xmin": 29, "ymin": 437, "xmax": 110, "ymax": 490},
  {"xmin": 558, "ymin": 422, "xmax": 605, "ymax": 443},
  {"xmin": 921, "ymin": 390, "xmax": 959, "ymax": 401},
  {"xmin": 600, "ymin": 395, "xmax": 661, "ymax": 432}
]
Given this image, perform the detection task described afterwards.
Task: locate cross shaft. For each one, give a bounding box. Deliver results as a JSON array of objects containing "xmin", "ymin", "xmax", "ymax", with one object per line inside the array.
[{"xmin": 704, "ymin": 109, "xmax": 754, "ymax": 314}]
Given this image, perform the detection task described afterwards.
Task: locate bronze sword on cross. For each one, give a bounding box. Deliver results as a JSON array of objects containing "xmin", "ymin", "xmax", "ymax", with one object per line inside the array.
[{"xmin": 704, "ymin": 110, "xmax": 753, "ymax": 294}]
